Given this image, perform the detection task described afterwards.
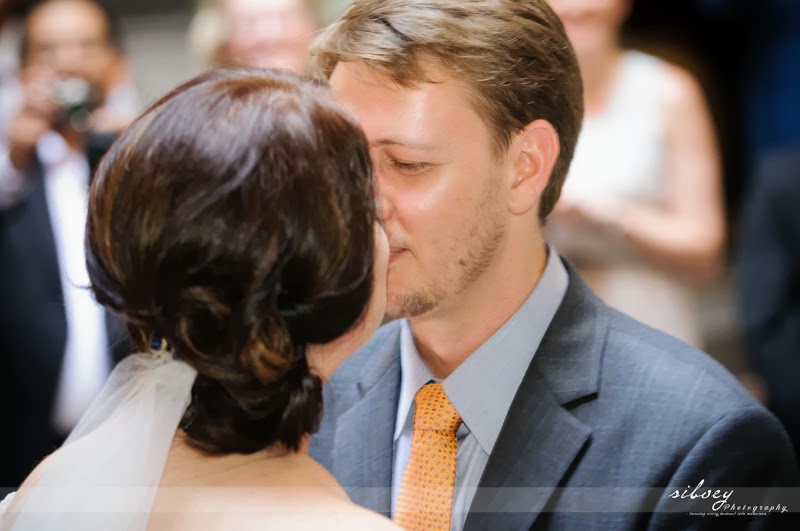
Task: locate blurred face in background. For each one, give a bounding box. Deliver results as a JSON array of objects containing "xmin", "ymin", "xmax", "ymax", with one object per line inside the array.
[
  {"xmin": 222, "ymin": 0, "xmax": 316, "ymax": 72},
  {"xmin": 23, "ymin": 0, "xmax": 117, "ymax": 92},
  {"xmin": 548, "ymin": 0, "xmax": 631, "ymax": 58}
]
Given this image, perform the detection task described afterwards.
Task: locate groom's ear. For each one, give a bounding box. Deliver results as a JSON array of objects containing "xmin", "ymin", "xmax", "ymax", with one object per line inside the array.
[{"xmin": 507, "ymin": 119, "xmax": 559, "ymax": 216}]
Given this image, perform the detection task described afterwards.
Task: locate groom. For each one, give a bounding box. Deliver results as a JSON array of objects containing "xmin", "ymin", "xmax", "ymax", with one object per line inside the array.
[{"xmin": 309, "ymin": 1, "xmax": 798, "ymax": 529}]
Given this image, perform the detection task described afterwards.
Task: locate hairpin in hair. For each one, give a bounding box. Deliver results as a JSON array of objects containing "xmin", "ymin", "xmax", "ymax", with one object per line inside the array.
[{"xmin": 149, "ymin": 335, "xmax": 173, "ymax": 358}]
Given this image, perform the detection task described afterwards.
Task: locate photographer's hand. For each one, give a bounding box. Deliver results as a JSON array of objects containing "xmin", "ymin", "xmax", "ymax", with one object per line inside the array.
[
  {"xmin": 8, "ymin": 67, "xmax": 58, "ymax": 173},
  {"xmin": 91, "ymin": 107, "xmax": 133, "ymax": 134}
]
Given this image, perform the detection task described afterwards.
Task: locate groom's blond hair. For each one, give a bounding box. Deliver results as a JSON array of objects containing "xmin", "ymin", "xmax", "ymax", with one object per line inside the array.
[{"xmin": 310, "ymin": 0, "xmax": 583, "ymax": 220}]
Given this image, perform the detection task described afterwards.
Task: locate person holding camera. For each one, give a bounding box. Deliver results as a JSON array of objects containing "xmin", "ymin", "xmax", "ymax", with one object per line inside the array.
[{"xmin": 0, "ymin": 0, "xmax": 138, "ymax": 489}]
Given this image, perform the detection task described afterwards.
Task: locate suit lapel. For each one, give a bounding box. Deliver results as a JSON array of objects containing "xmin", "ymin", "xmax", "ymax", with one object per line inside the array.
[
  {"xmin": 15, "ymin": 169, "xmax": 133, "ymax": 364},
  {"xmin": 311, "ymin": 322, "xmax": 403, "ymax": 516},
  {"xmin": 463, "ymin": 366, "xmax": 592, "ymax": 531},
  {"xmin": 464, "ymin": 263, "xmax": 607, "ymax": 531},
  {"xmin": 19, "ymin": 169, "xmax": 63, "ymax": 299},
  {"xmin": 331, "ymin": 364, "xmax": 399, "ymax": 515}
]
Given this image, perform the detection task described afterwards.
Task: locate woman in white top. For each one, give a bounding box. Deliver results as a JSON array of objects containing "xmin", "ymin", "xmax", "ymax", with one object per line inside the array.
[
  {"xmin": 0, "ymin": 68, "xmax": 397, "ymax": 531},
  {"xmin": 546, "ymin": 0, "xmax": 725, "ymax": 346}
]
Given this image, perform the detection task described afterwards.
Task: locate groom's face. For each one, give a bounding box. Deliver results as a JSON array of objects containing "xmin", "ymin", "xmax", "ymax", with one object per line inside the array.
[{"xmin": 329, "ymin": 60, "xmax": 511, "ymax": 320}]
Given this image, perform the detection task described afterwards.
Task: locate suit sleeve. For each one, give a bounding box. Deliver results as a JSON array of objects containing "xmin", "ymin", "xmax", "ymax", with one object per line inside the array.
[{"xmin": 649, "ymin": 405, "xmax": 799, "ymax": 530}]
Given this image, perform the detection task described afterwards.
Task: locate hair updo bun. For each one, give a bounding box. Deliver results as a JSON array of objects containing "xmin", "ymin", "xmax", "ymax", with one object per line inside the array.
[
  {"xmin": 86, "ymin": 68, "xmax": 375, "ymax": 454},
  {"xmin": 238, "ymin": 311, "xmax": 294, "ymax": 387}
]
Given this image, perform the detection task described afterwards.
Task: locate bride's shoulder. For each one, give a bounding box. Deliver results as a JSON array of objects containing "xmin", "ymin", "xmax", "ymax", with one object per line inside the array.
[
  {"xmin": 150, "ymin": 452, "xmax": 400, "ymax": 530},
  {"xmin": 0, "ymin": 449, "xmax": 56, "ymax": 518},
  {"xmin": 264, "ymin": 503, "xmax": 404, "ymax": 531},
  {"xmin": 237, "ymin": 500, "xmax": 400, "ymax": 531},
  {"xmin": 325, "ymin": 503, "xmax": 401, "ymax": 530},
  {"xmin": 147, "ymin": 497, "xmax": 400, "ymax": 531}
]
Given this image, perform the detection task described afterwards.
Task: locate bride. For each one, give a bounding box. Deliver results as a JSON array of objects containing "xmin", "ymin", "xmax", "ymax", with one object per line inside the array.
[{"xmin": 0, "ymin": 67, "xmax": 397, "ymax": 530}]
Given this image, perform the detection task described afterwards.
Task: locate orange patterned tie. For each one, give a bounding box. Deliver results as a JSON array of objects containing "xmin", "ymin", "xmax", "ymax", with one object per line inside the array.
[{"xmin": 395, "ymin": 383, "xmax": 462, "ymax": 531}]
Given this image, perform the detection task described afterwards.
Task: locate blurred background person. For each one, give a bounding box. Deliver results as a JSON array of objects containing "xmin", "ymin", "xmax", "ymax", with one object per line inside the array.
[
  {"xmin": 626, "ymin": 0, "xmax": 800, "ymax": 219},
  {"xmin": 545, "ymin": 0, "xmax": 726, "ymax": 348},
  {"xmin": 0, "ymin": 0, "xmax": 136, "ymax": 488},
  {"xmin": 610, "ymin": 0, "xmax": 800, "ymax": 407},
  {"xmin": 737, "ymin": 144, "xmax": 800, "ymax": 460},
  {"xmin": 1, "ymin": 0, "xmax": 138, "ymax": 199},
  {"xmin": 0, "ymin": 0, "xmax": 25, "ymax": 141},
  {"xmin": 188, "ymin": 0, "xmax": 317, "ymax": 72}
]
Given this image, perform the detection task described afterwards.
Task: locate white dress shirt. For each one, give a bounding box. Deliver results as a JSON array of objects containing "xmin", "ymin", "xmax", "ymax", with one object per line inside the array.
[
  {"xmin": 6, "ymin": 132, "xmax": 111, "ymax": 434},
  {"xmin": 0, "ymin": 81, "xmax": 137, "ymax": 432}
]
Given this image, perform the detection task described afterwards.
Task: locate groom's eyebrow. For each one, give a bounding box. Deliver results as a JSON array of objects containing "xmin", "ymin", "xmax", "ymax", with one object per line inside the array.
[{"xmin": 371, "ymin": 138, "xmax": 438, "ymax": 151}]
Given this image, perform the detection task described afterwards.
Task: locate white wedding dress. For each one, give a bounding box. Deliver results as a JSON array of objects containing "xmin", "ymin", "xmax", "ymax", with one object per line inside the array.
[
  {"xmin": 0, "ymin": 353, "xmax": 196, "ymax": 530},
  {"xmin": 0, "ymin": 494, "xmax": 14, "ymax": 519}
]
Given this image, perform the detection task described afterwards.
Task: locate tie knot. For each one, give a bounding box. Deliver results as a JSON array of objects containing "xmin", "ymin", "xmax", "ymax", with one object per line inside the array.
[{"xmin": 412, "ymin": 383, "xmax": 461, "ymax": 434}]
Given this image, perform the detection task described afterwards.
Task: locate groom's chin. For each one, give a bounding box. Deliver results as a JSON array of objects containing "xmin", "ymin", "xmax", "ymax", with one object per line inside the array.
[{"xmin": 384, "ymin": 291, "xmax": 439, "ymax": 322}]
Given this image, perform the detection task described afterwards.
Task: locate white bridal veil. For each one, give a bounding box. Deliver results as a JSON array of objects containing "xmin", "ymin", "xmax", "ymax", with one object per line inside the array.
[{"xmin": 0, "ymin": 351, "xmax": 197, "ymax": 530}]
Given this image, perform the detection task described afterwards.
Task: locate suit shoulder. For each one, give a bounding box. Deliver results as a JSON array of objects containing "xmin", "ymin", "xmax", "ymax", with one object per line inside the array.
[
  {"xmin": 601, "ymin": 308, "xmax": 760, "ymax": 415},
  {"xmin": 367, "ymin": 320, "xmax": 404, "ymax": 346},
  {"xmin": 344, "ymin": 320, "xmax": 401, "ymax": 367},
  {"xmin": 569, "ymin": 309, "xmax": 795, "ymax": 473},
  {"xmin": 326, "ymin": 320, "xmax": 402, "ymax": 388}
]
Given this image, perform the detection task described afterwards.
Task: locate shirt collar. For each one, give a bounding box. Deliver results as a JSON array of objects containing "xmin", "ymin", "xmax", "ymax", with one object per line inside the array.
[
  {"xmin": 394, "ymin": 320, "xmax": 436, "ymax": 440},
  {"xmin": 394, "ymin": 245, "xmax": 569, "ymax": 453}
]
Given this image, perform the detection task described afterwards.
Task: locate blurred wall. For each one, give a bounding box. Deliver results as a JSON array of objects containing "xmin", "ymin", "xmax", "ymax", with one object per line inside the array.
[{"xmin": 120, "ymin": 10, "xmax": 200, "ymax": 107}]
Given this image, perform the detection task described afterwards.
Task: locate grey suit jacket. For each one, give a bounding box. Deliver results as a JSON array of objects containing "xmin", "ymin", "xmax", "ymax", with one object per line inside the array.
[{"xmin": 310, "ymin": 262, "xmax": 799, "ymax": 530}]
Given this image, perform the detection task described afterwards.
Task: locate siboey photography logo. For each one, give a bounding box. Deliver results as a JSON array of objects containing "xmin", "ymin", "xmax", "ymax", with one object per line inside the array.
[{"xmin": 669, "ymin": 480, "xmax": 789, "ymax": 516}]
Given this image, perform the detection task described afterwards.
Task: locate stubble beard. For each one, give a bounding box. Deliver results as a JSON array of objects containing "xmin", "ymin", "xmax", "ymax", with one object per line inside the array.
[{"xmin": 385, "ymin": 171, "xmax": 507, "ymax": 320}]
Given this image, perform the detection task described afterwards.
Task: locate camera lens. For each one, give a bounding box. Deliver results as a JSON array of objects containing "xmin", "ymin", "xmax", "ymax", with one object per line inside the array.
[{"xmin": 51, "ymin": 77, "xmax": 100, "ymax": 132}]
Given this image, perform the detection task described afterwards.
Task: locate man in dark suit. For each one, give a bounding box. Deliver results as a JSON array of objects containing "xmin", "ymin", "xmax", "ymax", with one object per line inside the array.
[
  {"xmin": 738, "ymin": 145, "xmax": 800, "ymax": 461},
  {"xmin": 308, "ymin": 1, "xmax": 798, "ymax": 529},
  {"xmin": 0, "ymin": 0, "xmax": 135, "ymax": 489}
]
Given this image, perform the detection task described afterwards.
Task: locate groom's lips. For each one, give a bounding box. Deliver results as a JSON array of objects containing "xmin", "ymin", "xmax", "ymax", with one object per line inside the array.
[{"xmin": 389, "ymin": 247, "xmax": 407, "ymax": 263}]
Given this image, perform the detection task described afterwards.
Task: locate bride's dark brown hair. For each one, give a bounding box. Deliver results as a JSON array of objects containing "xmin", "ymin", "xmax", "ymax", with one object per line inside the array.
[{"xmin": 85, "ymin": 68, "xmax": 375, "ymax": 454}]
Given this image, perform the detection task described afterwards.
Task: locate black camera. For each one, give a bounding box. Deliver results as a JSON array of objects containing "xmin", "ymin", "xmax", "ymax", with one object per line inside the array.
[{"xmin": 51, "ymin": 77, "xmax": 101, "ymax": 133}]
